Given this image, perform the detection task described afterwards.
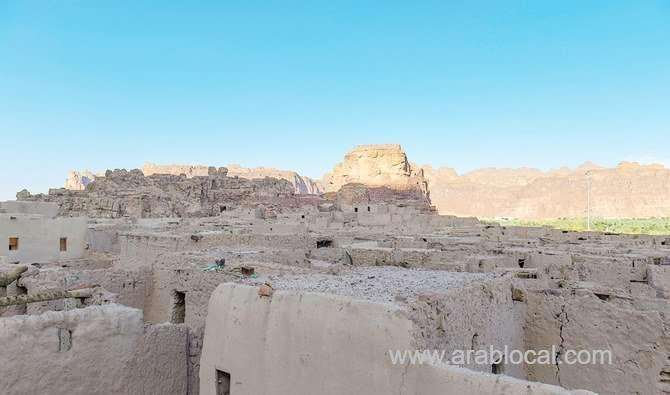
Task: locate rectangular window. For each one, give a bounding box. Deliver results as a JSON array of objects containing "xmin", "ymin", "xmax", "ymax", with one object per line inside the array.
[
  {"xmin": 9, "ymin": 237, "xmax": 19, "ymax": 251},
  {"xmin": 171, "ymin": 291, "xmax": 186, "ymax": 324},
  {"xmin": 60, "ymin": 237, "xmax": 67, "ymax": 252},
  {"xmin": 316, "ymin": 239, "xmax": 333, "ymax": 248},
  {"xmin": 216, "ymin": 370, "xmax": 231, "ymax": 395}
]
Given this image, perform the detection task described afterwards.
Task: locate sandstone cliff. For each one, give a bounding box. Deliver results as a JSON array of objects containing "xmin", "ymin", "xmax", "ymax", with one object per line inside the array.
[
  {"xmin": 225, "ymin": 164, "xmax": 323, "ymax": 195},
  {"xmin": 323, "ymin": 144, "xmax": 670, "ymax": 219},
  {"xmin": 422, "ymin": 161, "xmax": 670, "ymax": 219},
  {"xmin": 142, "ymin": 162, "xmax": 322, "ymax": 195},
  {"xmin": 52, "ymin": 145, "xmax": 670, "ymax": 220},
  {"xmin": 322, "ymin": 144, "xmax": 429, "ymax": 197}
]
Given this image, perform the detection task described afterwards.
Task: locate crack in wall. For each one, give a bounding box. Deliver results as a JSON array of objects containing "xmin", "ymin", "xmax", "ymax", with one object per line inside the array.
[{"xmin": 555, "ymin": 302, "xmax": 569, "ymax": 387}]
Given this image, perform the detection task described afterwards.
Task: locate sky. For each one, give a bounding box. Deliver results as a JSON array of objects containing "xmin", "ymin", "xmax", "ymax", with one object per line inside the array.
[{"xmin": 1, "ymin": 1, "xmax": 669, "ymax": 200}]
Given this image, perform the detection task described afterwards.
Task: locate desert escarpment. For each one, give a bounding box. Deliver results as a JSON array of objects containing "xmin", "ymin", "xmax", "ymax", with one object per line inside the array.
[
  {"xmin": 424, "ymin": 161, "xmax": 670, "ymax": 219},
  {"xmin": 59, "ymin": 145, "xmax": 670, "ymax": 220}
]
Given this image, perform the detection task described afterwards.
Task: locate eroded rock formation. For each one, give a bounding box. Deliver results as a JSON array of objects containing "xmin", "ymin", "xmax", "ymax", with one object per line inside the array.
[
  {"xmin": 64, "ymin": 170, "xmax": 98, "ymax": 191},
  {"xmin": 225, "ymin": 164, "xmax": 323, "ymax": 195},
  {"xmin": 141, "ymin": 163, "xmax": 211, "ymax": 179},
  {"xmin": 47, "ymin": 146, "xmax": 670, "ymax": 220},
  {"xmin": 22, "ymin": 168, "xmax": 296, "ymax": 218},
  {"xmin": 142, "ymin": 162, "xmax": 322, "ymax": 195},
  {"xmin": 320, "ymin": 145, "xmax": 670, "ymax": 219},
  {"xmin": 322, "ymin": 144, "xmax": 429, "ymax": 197}
]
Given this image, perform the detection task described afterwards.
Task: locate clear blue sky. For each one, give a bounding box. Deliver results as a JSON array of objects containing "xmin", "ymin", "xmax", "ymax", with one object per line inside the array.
[{"xmin": 1, "ymin": 1, "xmax": 668, "ymax": 200}]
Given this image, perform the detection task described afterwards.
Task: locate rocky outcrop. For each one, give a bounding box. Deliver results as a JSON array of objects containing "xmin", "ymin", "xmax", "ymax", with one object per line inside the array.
[
  {"xmin": 323, "ymin": 145, "xmax": 670, "ymax": 219},
  {"xmin": 142, "ymin": 162, "xmax": 322, "ymax": 195},
  {"xmin": 20, "ymin": 168, "xmax": 297, "ymax": 218},
  {"xmin": 41, "ymin": 147, "xmax": 670, "ymax": 220},
  {"xmin": 322, "ymin": 144, "xmax": 429, "ymax": 197},
  {"xmin": 64, "ymin": 170, "xmax": 97, "ymax": 191},
  {"xmin": 225, "ymin": 164, "xmax": 323, "ymax": 195},
  {"xmin": 141, "ymin": 163, "xmax": 210, "ymax": 178}
]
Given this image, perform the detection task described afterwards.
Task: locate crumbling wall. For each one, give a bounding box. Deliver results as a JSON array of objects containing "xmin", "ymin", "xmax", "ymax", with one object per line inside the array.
[
  {"xmin": 119, "ymin": 231, "xmax": 315, "ymax": 269},
  {"xmin": 19, "ymin": 268, "xmax": 151, "ymax": 314},
  {"xmin": 87, "ymin": 224, "xmax": 123, "ymax": 254},
  {"xmin": 0, "ymin": 305, "xmax": 188, "ymax": 395},
  {"xmin": 199, "ymin": 283, "xmax": 589, "ymax": 395},
  {"xmin": 407, "ymin": 277, "xmax": 527, "ymax": 378},
  {"xmin": 524, "ymin": 290, "xmax": 670, "ymax": 394},
  {"xmin": 145, "ymin": 267, "xmax": 235, "ymax": 394}
]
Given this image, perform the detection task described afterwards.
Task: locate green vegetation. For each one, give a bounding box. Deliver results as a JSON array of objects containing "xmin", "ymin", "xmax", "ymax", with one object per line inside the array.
[{"xmin": 487, "ymin": 217, "xmax": 670, "ymax": 236}]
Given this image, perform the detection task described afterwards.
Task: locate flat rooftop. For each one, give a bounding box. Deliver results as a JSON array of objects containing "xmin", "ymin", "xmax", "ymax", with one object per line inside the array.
[{"xmin": 267, "ymin": 266, "xmax": 494, "ymax": 305}]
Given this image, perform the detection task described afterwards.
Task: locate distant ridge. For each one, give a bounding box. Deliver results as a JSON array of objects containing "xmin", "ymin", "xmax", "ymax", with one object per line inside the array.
[
  {"xmin": 421, "ymin": 160, "xmax": 670, "ymax": 219},
  {"xmin": 59, "ymin": 147, "xmax": 670, "ymax": 220}
]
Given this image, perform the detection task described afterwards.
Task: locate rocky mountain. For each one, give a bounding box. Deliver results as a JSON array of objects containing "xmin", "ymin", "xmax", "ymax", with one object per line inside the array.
[
  {"xmin": 25, "ymin": 167, "xmax": 296, "ymax": 218},
  {"xmin": 321, "ymin": 144, "xmax": 429, "ymax": 197},
  {"xmin": 321, "ymin": 144, "xmax": 670, "ymax": 219},
  {"xmin": 142, "ymin": 162, "xmax": 322, "ymax": 195},
  {"xmin": 422, "ymin": 161, "xmax": 670, "ymax": 219},
  {"xmin": 50, "ymin": 145, "xmax": 670, "ymax": 220}
]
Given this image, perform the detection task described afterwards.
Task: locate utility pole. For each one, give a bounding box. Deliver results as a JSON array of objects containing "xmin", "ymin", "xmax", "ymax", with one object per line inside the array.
[{"xmin": 586, "ymin": 170, "xmax": 592, "ymax": 231}]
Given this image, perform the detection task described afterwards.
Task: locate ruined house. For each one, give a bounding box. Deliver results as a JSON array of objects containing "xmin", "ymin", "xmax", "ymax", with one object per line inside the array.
[{"xmin": 2, "ymin": 147, "xmax": 670, "ymax": 394}]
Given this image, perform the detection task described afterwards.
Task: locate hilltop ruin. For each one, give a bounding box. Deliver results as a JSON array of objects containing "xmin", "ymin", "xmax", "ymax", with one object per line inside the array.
[{"xmin": 2, "ymin": 145, "xmax": 670, "ymax": 394}]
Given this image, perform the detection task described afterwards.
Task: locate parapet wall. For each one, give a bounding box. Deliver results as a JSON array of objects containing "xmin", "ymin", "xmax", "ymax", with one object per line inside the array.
[
  {"xmin": 199, "ymin": 283, "xmax": 590, "ymax": 395},
  {"xmin": 0, "ymin": 201, "xmax": 59, "ymax": 217},
  {"xmin": 0, "ymin": 305, "xmax": 188, "ymax": 395}
]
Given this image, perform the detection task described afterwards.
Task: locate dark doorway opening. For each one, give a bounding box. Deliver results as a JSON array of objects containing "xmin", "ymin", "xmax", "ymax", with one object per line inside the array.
[
  {"xmin": 216, "ymin": 369, "xmax": 231, "ymax": 395},
  {"xmin": 492, "ymin": 356, "xmax": 505, "ymax": 374},
  {"xmin": 171, "ymin": 291, "xmax": 186, "ymax": 324}
]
